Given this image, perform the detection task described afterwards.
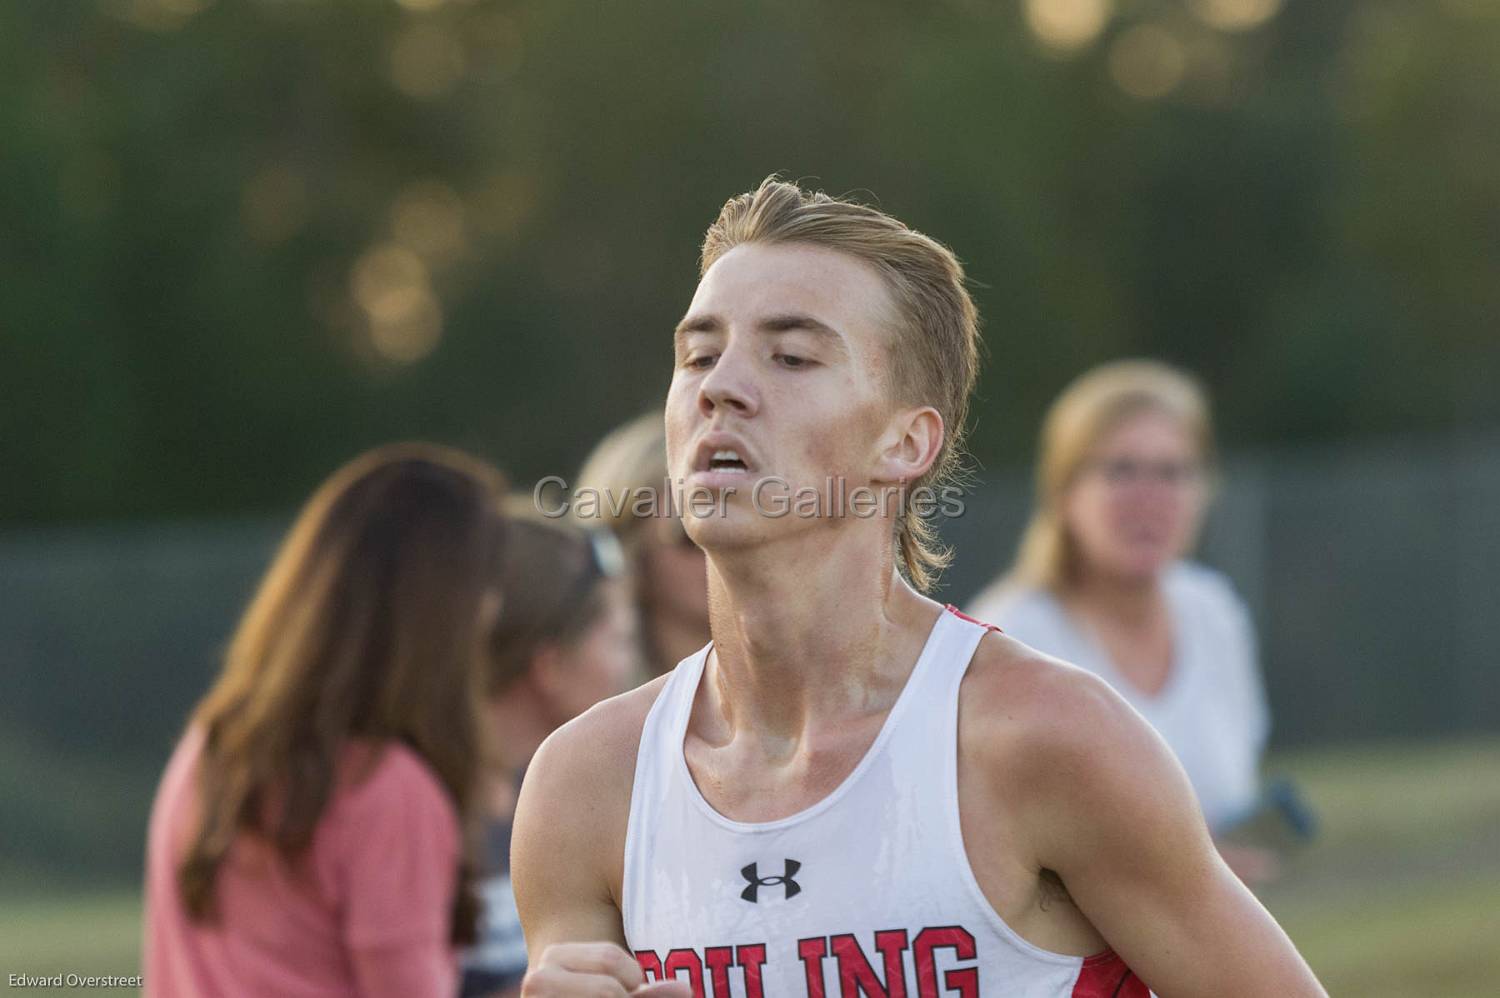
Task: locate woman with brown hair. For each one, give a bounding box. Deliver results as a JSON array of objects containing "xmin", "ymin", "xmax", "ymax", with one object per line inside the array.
[
  {"xmin": 143, "ymin": 443, "xmax": 508, "ymax": 997},
  {"xmin": 461, "ymin": 508, "xmax": 639, "ymax": 997}
]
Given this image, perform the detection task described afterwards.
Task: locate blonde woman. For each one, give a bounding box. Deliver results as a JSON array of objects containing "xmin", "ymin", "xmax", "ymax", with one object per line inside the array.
[
  {"xmin": 573, "ymin": 411, "xmax": 708, "ymax": 676},
  {"xmin": 969, "ymin": 360, "xmax": 1276, "ymax": 881}
]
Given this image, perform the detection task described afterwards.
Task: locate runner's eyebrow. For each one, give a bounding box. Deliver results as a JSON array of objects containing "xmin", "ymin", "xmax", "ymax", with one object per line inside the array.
[
  {"xmin": 762, "ymin": 313, "xmax": 846, "ymax": 355},
  {"xmin": 673, "ymin": 312, "xmax": 848, "ymax": 356},
  {"xmin": 674, "ymin": 314, "xmax": 721, "ymax": 351}
]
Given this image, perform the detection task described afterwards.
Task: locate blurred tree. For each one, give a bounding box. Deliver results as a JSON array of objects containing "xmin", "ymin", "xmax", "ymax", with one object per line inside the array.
[{"xmin": 1, "ymin": 0, "xmax": 1496, "ymax": 524}]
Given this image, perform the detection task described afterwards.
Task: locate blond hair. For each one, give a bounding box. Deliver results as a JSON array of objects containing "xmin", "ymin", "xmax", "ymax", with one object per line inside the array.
[
  {"xmin": 575, "ymin": 411, "xmax": 678, "ymax": 673},
  {"xmin": 701, "ymin": 177, "xmax": 981, "ymax": 591},
  {"xmin": 1006, "ymin": 360, "xmax": 1214, "ymax": 594},
  {"xmin": 574, "ymin": 410, "xmax": 669, "ymax": 551}
]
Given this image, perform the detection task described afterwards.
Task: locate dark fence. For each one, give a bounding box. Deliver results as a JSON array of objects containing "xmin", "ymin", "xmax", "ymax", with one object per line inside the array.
[{"xmin": 2, "ymin": 431, "xmax": 1496, "ymax": 881}]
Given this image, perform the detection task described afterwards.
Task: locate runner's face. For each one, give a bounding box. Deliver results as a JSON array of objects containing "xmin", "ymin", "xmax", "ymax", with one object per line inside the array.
[{"xmin": 665, "ymin": 242, "xmax": 902, "ymax": 548}]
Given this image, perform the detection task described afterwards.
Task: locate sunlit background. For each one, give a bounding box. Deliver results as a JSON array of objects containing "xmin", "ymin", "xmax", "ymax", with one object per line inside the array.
[{"xmin": 2, "ymin": 1, "xmax": 1497, "ymax": 994}]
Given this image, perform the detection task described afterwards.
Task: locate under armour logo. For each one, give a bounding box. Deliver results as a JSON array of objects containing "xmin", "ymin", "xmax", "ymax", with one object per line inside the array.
[{"xmin": 740, "ymin": 859, "xmax": 802, "ymax": 903}]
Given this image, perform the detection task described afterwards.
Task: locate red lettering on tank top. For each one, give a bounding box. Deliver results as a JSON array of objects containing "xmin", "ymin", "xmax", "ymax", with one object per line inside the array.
[
  {"xmin": 662, "ymin": 948, "xmax": 706, "ymax": 998},
  {"xmin": 736, "ymin": 944, "xmax": 768, "ymax": 998},
  {"xmin": 703, "ymin": 946, "xmax": 734, "ymax": 997},
  {"xmin": 830, "ymin": 930, "xmax": 910, "ymax": 998},
  {"xmin": 798, "ymin": 936, "xmax": 830, "ymax": 997},
  {"xmin": 642, "ymin": 925, "xmax": 985, "ymax": 997},
  {"xmin": 635, "ymin": 950, "xmax": 664, "ymax": 981},
  {"xmin": 913, "ymin": 926, "xmax": 978, "ymax": 998}
]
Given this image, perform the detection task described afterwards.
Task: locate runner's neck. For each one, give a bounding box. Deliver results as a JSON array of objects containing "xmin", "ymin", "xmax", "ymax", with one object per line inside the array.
[{"xmin": 699, "ymin": 542, "xmax": 937, "ymax": 742}]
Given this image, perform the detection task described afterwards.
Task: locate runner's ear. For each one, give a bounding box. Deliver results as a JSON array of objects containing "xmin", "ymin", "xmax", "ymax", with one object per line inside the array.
[{"xmin": 872, "ymin": 406, "xmax": 943, "ymax": 485}]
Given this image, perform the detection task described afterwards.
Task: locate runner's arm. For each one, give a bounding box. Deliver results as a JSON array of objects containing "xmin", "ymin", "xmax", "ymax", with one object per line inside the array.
[
  {"xmin": 511, "ymin": 717, "xmax": 629, "ymax": 956},
  {"xmin": 512, "ymin": 695, "xmax": 689, "ymax": 997},
  {"xmin": 1016, "ymin": 670, "xmax": 1325, "ymax": 997}
]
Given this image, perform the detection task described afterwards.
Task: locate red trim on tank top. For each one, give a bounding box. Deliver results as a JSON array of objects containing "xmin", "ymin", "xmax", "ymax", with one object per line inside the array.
[
  {"xmin": 944, "ymin": 604, "xmax": 1003, "ymax": 633},
  {"xmin": 1071, "ymin": 949, "xmax": 1150, "ymax": 997}
]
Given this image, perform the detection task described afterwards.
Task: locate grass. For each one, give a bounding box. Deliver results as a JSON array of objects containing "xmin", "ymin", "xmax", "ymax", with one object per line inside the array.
[
  {"xmin": 1274, "ymin": 877, "xmax": 1499, "ymax": 997},
  {"xmin": 1, "ymin": 736, "xmax": 1496, "ymax": 995},
  {"xmin": 1256, "ymin": 736, "xmax": 1500, "ymax": 997},
  {"xmin": 0, "ymin": 890, "xmax": 143, "ymax": 993}
]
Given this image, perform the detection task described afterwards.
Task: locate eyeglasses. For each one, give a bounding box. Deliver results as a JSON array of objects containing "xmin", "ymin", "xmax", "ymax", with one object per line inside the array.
[{"xmin": 1086, "ymin": 458, "xmax": 1204, "ymax": 488}]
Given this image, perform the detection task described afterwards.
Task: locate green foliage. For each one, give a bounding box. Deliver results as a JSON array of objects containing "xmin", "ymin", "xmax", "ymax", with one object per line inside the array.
[{"xmin": 2, "ymin": 0, "xmax": 1497, "ymax": 523}]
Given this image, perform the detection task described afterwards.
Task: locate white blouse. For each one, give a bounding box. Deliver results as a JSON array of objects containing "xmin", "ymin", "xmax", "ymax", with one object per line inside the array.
[{"xmin": 968, "ymin": 562, "xmax": 1270, "ymax": 832}]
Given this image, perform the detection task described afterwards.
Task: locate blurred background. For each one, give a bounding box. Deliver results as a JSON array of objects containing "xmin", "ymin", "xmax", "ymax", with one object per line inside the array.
[{"xmin": 2, "ymin": 0, "xmax": 1497, "ymax": 994}]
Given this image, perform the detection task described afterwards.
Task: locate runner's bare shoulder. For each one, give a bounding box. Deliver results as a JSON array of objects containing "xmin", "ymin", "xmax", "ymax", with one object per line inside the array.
[
  {"xmin": 521, "ymin": 675, "xmax": 672, "ymax": 829},
  {"xmin": 512, "ymin": 675, "xmax": 676, "ymax": 947},
  {"xmin": 959, "ymin": 630, "xmax": 1156, "ymax": 801}
]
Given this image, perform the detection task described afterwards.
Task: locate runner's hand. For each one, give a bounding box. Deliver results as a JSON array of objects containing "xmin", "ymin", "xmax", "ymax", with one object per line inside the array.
[{"xmin": 520, "ymin": 942, "xmax": 691, "ymax": 997}]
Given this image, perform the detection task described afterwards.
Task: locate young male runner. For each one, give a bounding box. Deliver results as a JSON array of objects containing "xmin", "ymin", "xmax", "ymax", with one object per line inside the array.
[{"xmin": 513, "ymin": 179, "xmax": 1325, "ymax": 997}]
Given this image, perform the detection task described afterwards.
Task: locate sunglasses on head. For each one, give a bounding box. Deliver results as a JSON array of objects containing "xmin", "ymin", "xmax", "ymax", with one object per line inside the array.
[
  {"xmin": 556, "ymin": 528, "xmax": 626, "ymax": 610},
  {"xmin": 585, "ymin": 528, "xmax": 626, "ymax": 579}
]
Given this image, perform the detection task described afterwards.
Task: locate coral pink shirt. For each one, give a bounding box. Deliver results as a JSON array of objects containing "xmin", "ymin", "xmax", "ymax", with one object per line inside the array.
[{"xmin": 143, "ymin": 728, "xmax": 461, "ymax": 998}]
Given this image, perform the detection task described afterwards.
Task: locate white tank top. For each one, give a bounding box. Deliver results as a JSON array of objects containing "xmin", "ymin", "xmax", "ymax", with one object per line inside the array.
[{"xmin": 622, "ymin": 605, "xmax": 1147, "ymax": 997}]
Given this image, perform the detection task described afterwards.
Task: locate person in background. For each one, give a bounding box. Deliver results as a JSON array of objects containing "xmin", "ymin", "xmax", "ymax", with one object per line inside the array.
[
  {"xmin": 968, "ymin": 359, "xmax": 1279, "ymax": 884},
  {"xmin": 573, "ymin": 411, "xmax": 709, "ymax": 676},
  {"xmin": 143, "ymin": 444, "xmax": 508, "ymax": 998},
  {"xmin": 461, "ymin": 506, "xmax": 641, "ymax": 998}
]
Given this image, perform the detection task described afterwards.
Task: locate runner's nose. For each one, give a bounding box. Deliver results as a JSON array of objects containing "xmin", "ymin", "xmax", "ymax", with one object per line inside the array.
[{"xmin": 697, "ymin": 345, "xmax": 758, "ymax": 419}]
